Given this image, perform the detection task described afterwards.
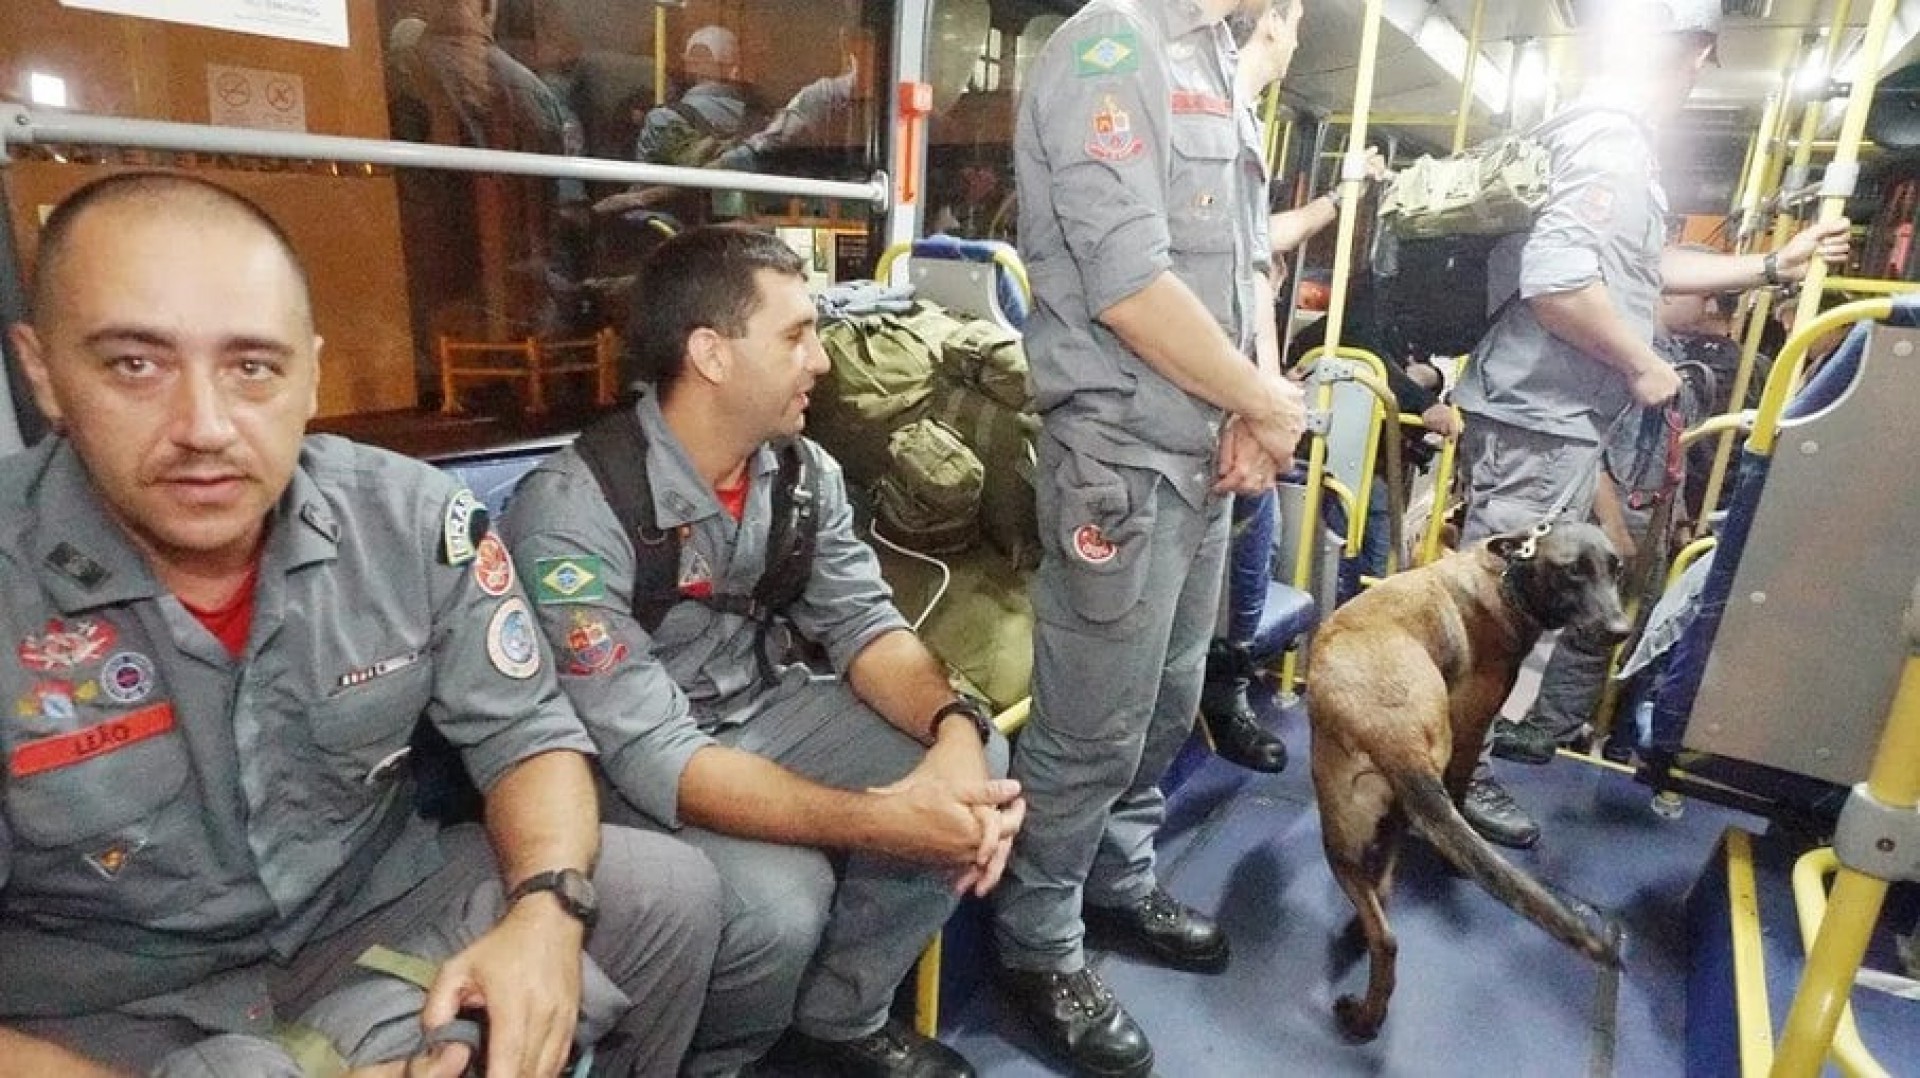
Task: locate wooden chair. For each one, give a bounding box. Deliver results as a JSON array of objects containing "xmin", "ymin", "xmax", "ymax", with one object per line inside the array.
[{"xmin": 437, "ymin": 328, "xmax": 618, "ymax": 415}]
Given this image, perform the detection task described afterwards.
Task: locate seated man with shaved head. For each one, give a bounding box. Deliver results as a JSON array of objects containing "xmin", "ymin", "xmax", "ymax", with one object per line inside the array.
[{"xmin": 0, "ymin": 172, "xmax": 721, "ymax": 1078}]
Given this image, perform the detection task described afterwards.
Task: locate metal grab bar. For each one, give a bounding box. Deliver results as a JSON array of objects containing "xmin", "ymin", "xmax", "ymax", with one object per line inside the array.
[
  {"xmin": 1788, "ymin": 848, "xmax": 1893, "ymax": 1078},
  {"xmin": 0, "ymin": 106, "xmax": 890, "ymax": 208}
]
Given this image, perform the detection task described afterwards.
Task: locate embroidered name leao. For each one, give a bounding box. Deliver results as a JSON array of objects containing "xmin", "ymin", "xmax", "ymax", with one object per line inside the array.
[{"xmin": 8, "ymin": 703, "xmax": 175, "ymax": 778}]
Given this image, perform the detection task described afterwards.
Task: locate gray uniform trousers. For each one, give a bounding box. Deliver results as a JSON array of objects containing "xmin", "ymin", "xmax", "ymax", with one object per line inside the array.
[
  {"xmin": 606, "ymin": 677, "xmax": 1010, "ymax": 1077},
  {"xmin": 1459, "ymin": 414, "xmax": 1609, "ymax": 750},
  {"xmin": 13, "ymin": 825, "xmax": 723, "ymax": 1078},
  {"xmin": 995, "ymin": 436, "xmax": 1231, "ymax": 972}
]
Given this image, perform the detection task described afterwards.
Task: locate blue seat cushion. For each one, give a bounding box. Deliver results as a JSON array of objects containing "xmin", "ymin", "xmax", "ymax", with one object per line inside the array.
[{"xmin": 1250, "ymin": 581, "xmax": 1317, "ymax": 664}]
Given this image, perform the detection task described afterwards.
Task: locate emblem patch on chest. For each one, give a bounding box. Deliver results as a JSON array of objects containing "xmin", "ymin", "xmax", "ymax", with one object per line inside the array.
[
  {"xmin": 1087, "ymin": 96, "xmax": 1145, "ymax": 163},
  {"xmin": 678, "ymin": 549, "xmax": 714, "ymax": 599},
  {"xmin": 8, "ymin": 702, "xmax": 176, "ymax": 778},
  {"xmin": 18, "ymin": 617, "xmax": 117, "ymax": 673},
  {"xmin": 98, "ymin": 652, "xmax": 157, "ymax": 705},
  {"xmin": 486, "ymin": 597, "xmax": 542, "ymax": 680},
  {"xmin": 471, "ymin": 532, "xmax": 516, "ymax": 597},
  {"xmin": 85, "ymin": 837, "xmax": 148, "ymax": 880}
]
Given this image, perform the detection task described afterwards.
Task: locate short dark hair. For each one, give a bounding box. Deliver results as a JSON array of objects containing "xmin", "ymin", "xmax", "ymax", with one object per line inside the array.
[
  {"xmin": 623, "ymin": 225, "xmax": 806, "ymax": 394},
  {"xmin": 30, "ymin": 171, "xmax": 310, "ymax": 324}
]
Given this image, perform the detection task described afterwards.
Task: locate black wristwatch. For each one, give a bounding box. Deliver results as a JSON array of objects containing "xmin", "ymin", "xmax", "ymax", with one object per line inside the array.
[
  {"xmin": 930, "ymin": 696, "xmax": 994, "ymax": 745},
  {"xmin": 508, "ymin": 869, "xmax": 599, "ymax": 932}
]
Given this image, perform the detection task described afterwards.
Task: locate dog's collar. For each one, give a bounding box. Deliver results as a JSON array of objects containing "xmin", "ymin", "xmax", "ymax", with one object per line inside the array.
[{"xmin": 1498, "ymin": 561, "xmax": 1555, "ymax": 631}]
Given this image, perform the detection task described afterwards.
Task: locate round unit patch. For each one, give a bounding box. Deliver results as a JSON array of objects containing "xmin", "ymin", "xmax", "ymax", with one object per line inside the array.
[
  {"xmin": 486, "ymin": 597, "xmax": 542, "ymax": 680},
  {"xmin": 1072, "ymin": 524, "xmax": 1117, "ymax": 565},
  {"xmin": 99, "ymin": 651, "xmax": 157, "ymax": 705}
]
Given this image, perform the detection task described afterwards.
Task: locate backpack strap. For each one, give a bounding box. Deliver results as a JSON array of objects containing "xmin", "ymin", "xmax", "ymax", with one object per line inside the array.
[
  {"xmin": 573, "ymin": 409, "xmax": 684, "ymax": 633},
  {"xmin": 574, "ymin": 411, "xmax": 823, "ymax": 641}
]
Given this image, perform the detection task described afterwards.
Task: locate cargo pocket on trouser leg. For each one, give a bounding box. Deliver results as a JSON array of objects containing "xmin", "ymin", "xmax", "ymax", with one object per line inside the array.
[{"xmin": 1041, "ymin": 449, "xmax": 1158, "ymax": 633}]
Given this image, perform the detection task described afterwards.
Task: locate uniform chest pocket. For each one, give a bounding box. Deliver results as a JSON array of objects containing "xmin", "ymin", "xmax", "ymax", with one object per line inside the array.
[
  {"xmin": 311, "ymin": 663, "xmax": 434, "ymax": 788},
  {"xmin": 4, "ymin": 705, "xmax": 190, "ymax": 848},
  {"xmin": 1168, "ymin": 117, "xmax": 1239, "ymax": 255}
]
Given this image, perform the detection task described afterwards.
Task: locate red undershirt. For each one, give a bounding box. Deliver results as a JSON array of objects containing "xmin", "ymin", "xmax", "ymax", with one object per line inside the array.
[
  {"xmin": 180, "ymin": 559, "xmax": 262, "ymax": 659},
  {"xmin": 715, "ymin": 472, "xmax": 750, "ymax": 523}
]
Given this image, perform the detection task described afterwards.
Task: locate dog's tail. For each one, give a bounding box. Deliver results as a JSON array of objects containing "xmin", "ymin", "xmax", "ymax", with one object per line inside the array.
[{"xmin": 1390, "ymin": 771, "xmax": 1622, "ymax": 969}]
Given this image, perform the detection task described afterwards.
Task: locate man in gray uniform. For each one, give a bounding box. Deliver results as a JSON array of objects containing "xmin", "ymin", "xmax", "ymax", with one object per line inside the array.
[
  {"xmin": 1453, "ymin": 0, "xmax": 1849, "ymax": 848},
  {"xmin": 503, "ymin": 226, "xmax": 1025, "ymax": 1078},
  {"xmin": 0, "ymin": 173, "xmax": 722, "ymax": 1077},
  {"xmin": 992, "ymin": 2, "xmax": 1308, "ymax": 1074}
]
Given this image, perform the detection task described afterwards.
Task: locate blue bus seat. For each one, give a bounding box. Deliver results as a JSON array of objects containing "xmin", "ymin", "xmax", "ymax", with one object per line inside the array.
[
  {"xmin": 1640, "ymin": 297, "xmax": 1920, "ymax": 822},
  {"xmin": 902, "ymin": 235, "xmax": 1030, "ymax": 330}
]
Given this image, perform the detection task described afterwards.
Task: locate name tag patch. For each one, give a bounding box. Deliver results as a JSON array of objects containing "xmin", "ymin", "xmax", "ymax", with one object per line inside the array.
[
  {"xmin": 1170, "ymin": 90, "xmax": 1231, "ymax": 117},
  {"xmin": 337, "ymin": 648, "xmax": 426, "ymax": 691},
  {"xmin": 9, "ymin": 702, "xmax": 176, "ymax": 778}
]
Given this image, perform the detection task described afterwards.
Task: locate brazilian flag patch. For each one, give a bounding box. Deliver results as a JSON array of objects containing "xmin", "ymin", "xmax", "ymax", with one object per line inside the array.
[
  {"xmin": 1075, "ymin": 32, "xmax": 1139, "ymax": 77},
  {"xmin": 534, "ymin": 555, "xmax": 607, "ymax": 605}
]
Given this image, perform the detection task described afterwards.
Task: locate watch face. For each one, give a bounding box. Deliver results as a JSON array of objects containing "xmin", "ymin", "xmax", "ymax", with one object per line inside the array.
[{"xmin": 559, "ymin": 869, "xmax": 598, "ymax": 914}]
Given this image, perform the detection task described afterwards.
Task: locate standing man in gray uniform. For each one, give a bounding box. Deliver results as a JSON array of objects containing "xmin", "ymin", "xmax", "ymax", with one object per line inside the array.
[
  {"xmin": 503, "ymin": 226, "xmax": 1025, "ymax": 1078},
  {"xmin": 992, "ymin": 2, "xmax": 1307, "ymax": 1075},
  {"xmin": 1453, "ymin": 0, "xmax": 1849, "ymax": 848},
  {"xmin": 0, "ymin": 172, "xmax": 723, "ymax": 1078}
]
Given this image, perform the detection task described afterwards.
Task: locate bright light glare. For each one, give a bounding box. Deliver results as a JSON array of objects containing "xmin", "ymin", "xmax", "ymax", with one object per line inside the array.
[
  {"xmin": 29, "ymin": 72, "xmax": 67, "ymax": 108},
  {"xmin": 1794, "ymin": 35, "xmax": 1828, "ymax": 94},
  {"xmin": 1513, "ymin": 40, "xmax": 1550, "ymax": 106},
  {"xmin": 1412, "ymin": 10, "xmax": 1506, "ymax": 113}
]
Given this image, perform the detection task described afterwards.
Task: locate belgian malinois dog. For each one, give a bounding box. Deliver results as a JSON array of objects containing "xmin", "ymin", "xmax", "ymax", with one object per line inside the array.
[{"xmin": 1305, "ymin": 522, "xmax": 1631, "ymax": 1041}]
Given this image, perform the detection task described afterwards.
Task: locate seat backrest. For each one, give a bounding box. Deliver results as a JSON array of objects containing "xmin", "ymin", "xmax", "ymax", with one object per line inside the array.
[
  {"xmin": 429, "ymin": 434, "xmax": 576, "ymax": 520},
  {"xmin": 1671, "ymin": 311, "xmax": 1920, "ymax": 787},
  {"xmin": 903, "ymin": 235, "xmax": 1030, "ymax": 330}
]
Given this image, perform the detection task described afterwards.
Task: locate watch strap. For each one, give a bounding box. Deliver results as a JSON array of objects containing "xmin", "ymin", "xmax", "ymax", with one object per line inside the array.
[{"xmin": 930, "ymin": 696, "xmax": 993, "ymax": 744}]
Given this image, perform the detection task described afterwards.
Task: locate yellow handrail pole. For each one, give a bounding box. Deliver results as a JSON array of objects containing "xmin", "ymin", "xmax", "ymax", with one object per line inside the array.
[
  {"xmin": 1788, "ymin": 850, "xmax": 1892, "ymax": 1078},
  {"xmin": 1262, "ymin": 84, "xmax": 1285, "ymax": 170},
  {"xmin": 1786, "ymin": 0, "xmax": 1886, "ymax": 365},
  {"xmin": 1750, "ymin": 297, "xmax": 1890, "ymax": 455},
  {"xmin": 654, "ymin": 5, "xmax": 670, "ymax": 106},
  {"xmin": 1280, "ymin": 0, "xmax": 1385, "ymax": 690},
  {"xmin": 1730, "ymin": 93, "xmax": 1779, "ymax": 247},
  {"xmin": 1822, "ymin": 276, "xmax": 1920, "ymax": 295},
  {"xmin": 1772, "ymin": 581, "xmax": 1920, "ymax": 1077},
  {"xmin": 1452, "ymin": 0, "xmax": 1488, "ymax": 154},
  {"xmin": 1704, "ymin": 7, "xmax": 1849, "ymax": 515}
]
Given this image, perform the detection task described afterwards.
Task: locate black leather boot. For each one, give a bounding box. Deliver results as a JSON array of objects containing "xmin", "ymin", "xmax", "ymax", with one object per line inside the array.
[
  {"xmin": 997, "ymin": 966, "xmax": 1153, "ymax": 1078},
  {"xmin": 1199, "ymin": 640, "xmax": 1287, "ymax": 773},
  {"xmin": 1084, "ymin": 886, "xmax": 1230, "ymax": 973}
]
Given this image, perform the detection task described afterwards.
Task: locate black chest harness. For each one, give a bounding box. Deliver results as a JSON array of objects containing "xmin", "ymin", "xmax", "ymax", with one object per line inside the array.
[{"xmin": 573, "ymin": 409, "xmax": 821, "ymax": 638}]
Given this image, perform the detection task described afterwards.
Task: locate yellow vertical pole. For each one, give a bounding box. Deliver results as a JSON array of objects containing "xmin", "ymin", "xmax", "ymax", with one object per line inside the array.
[
  {"xmin": 1451, "ymin": 0, "xmax": 1487, "ymax": 154},
  {"xmin": 654, "ymin": 5, "xmax": 670, "ymax": 105},
  {"xmin": 1772, "ymin": 602, "xmax": 1920, "ymax": 1077},
  {"xmin": 1768, "ymin": 7, "xmax": 1907, "ymax": 1077},
  {"xmin": 1787, "ymin": 0, "xmax": 1881, "ymax": 361},
  {"xmin": 1700, "ymin": 0, "xmax": 1853, "ymax": 519},
  {"xmin": 1280, "ymin": 0, "xmax": 1385, "ymax": 690},
  {"xmin": 1262, "ymin": 84, "xmax": 1285, "ymax": 170}
]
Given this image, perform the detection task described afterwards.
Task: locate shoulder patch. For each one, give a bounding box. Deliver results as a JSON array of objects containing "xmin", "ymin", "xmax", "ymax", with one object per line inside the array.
[
  {"xmin": 561, "ymin": 609, "xmax": 628, "ymax": 677},
  {"xmin": 534, "ymin": 555, "xmax": 607, "ymax": 605},
  {"xmin": 471, "ymin": 533, "xmax": 516, "ymax": 597},
  {"xmin": 486, "ymin": 598, "xmax": 542, "ymax": 680},
  {"xmin": 1086, "ymin": 95, "xmax": 1145, "ymax": 163},
  {"xmin": 1075, "ymin": 32, "xmax": 1139, "ymax": 77},
  {"xmin": 441, "ymin": 489, "xmax": 487, "ymax": 567}
]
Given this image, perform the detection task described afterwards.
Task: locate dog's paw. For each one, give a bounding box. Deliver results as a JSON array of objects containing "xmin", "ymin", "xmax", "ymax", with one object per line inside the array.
[{"xmin": 1333, "ymin": 995, "xmax": 1383, "ymax": 1042}]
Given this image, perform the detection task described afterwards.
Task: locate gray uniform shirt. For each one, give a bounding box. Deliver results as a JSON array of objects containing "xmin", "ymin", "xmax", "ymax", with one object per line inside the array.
[
  {"xmin": 1455, "ymin": 104, "xmax": 1668, "ymax": 442},
  {"xmin": 1015, "ymin": 0, "xmax": 1270, "ymax": 506},
  {"xmin": 0, "ymin": 435, "xmax": 593, "ymax": 1019},
  {"xmin": 501, "ymin": 394, "xmax": 907, "ymax": 829}
]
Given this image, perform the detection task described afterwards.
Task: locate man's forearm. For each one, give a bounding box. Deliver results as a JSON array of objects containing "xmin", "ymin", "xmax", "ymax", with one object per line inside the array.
[
  {"xmin": 678, "ymin": 746, "xmax": 881, "ymax": 849},
  {"xmin": 846, "ymin": 629, "xmax": 962, "ymax": 744},
  {"xmin": 483, "ymin": 750, "xmax": 600, "ymax": 891},
  {"xmin": 1660, "ymin": 246, "xmax": 1769, "ymax": 294},
  {"xmin": 1253, "ymin": 273, "xmax": 1281, "ymax": 378},
  {"xmin": 1099, "ymin": 272, "xmax": 1280, "ymax": 419},
  {"xmin": 0, "ymin": 1028, "xmax": 124, "ymax": 1077},
  {"xmin": 1269, "ymin": 197, "xmax": 1338, "ymax": 256},
  {"xmin": 1529, "ymin": 283, "xmax": 1664, "ymax": 379}
]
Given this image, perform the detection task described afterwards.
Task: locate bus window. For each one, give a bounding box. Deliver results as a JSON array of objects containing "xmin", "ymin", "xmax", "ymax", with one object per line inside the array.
[
  {"xmin": 1, "ymin": 0, "xmax": 891, "ymax": 455},
  {"xmin": 922, "ymin": 0, "xmax": 1061, "ymax": 243}
]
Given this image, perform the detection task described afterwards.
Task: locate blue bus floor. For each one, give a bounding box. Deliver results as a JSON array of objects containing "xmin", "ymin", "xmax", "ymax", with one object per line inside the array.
[{"xmin": 942, "ymin": 700, "xmax": 1764, "ymax": 1077}]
